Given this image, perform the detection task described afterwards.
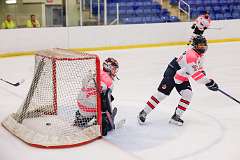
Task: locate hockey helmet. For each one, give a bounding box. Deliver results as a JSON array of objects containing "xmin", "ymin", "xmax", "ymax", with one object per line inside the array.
[
  {"xmin": 103, "ymin": 57, "xmax": 119, "ymax": 78},
  {"xmin": 202, "ymin": 11, "xmax": 210, "ymax": 19},
  {"xmin": 192, "ymin": 35, "xmax": 208, "ymax": 54}
]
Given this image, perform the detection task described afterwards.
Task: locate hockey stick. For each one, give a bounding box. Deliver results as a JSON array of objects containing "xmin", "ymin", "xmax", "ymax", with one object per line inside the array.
[
  {"xmin": 208, "ymin": 27, "xmax": 223, "ymax": 30},
  {"xmin": 218, "ymin": 89, "xmax": 240, "ymax": 104},
  {"xmin": 0, "ymin": 78, "xmax": 24, "ymax": 87}
]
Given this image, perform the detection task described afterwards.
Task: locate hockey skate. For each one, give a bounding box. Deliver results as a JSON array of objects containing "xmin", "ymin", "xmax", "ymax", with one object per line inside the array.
[
  {"xmin": 169, "ymin": 113, "xmax": 184, "ymax": 126},
  {"xmin": 137, "ymin": 110, "xmax": 147, "ymax": 125}
]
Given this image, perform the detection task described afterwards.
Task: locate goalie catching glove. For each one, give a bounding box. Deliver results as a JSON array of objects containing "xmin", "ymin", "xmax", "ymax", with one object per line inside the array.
[{"xmin": 206, "ymin": 79, "xmax": 218, "ymax": 91}]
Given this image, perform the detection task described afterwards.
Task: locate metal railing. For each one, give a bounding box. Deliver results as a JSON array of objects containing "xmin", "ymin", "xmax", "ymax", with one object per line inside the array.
[
  {"xmin": 90, "ymin": 0, "xmax": 120, "ymax": 25},
  {"xmin": 109, "ymin": 3, "xmax": 119, "ymax": 25},
  {"xmin": 178, "ymin": 0, "xmax": 190, "ymax": 21}
]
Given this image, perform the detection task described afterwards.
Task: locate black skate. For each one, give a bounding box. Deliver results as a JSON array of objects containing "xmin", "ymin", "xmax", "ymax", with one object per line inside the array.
[
  {"xmin": 137, "ymin": 110, "xmax": 147, "ymax": 125},
  {"xmin": 169, "ymin": 113, "xmax": 184, "ymax": 126}
]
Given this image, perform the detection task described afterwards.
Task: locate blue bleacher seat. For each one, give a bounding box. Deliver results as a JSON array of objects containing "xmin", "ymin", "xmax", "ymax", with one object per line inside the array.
[
  {"xmin": 209, "ymin": 13, "xmax": 216, "ymax": 20},
  {"xmin": 132, "ymin": 17, "xmax": 144, "ymax": 24},
  {"xmin": 195, "ymin": 0, "xmax": 202, "ymax": 5},
  {"xmin": 126, "ymin": 9, "xmax": 134, "ymax": 15},
  {"xmin": 121, "ymin": 17, "xmax": 142, "ymax": 24},
  {"xmin": 232, "ymin": 12, "xmax": 240, "ymax": 19},
  {"xmin": 205, "ymin": 6, "xmax": 213, "ymax": 12},
  {"xmin": 188, "ymin": 0, "xmax": 197, "ymax": 6},
  {"xmin": 215, "ymin": 13, "xmax": 224, "ymax": 20},
  {"xmin": 151, "ymin": 16, "xmax": 161, "ymax": 23},
  {"xmin": 144, "ymin": 9, "xmax": 152, "ymax": 15},
  {"xmin": 221, "ymin": 5, "xmax": 230, "ymax": 12},
  {"xmin": 135, "ymin": 9, "xmax": 144, "ymax": 16},
  {"xmin": 197, "ymin": 6, "xmax": 205, "ymax": 13},
  {"xmin": 160, "ymin": 8, "xmax": 169, "ymax": 16},
  {"xmin": 160, "ymin": 15, "xmax": 170, "ymax": 22},
  {"xmin": 219, "ymin": 0, "xmax": 228, "ymax": 5},
  {"xmin": 203, "ymin": 0, "xmax": 212, "ymax": 6},
  {"xmin": 151, "ymin": 4, "xmax": 162, "ymax": 10},
  {"xmin": 92, "ymin": 0, "xmax": 176, "ymax": 24},
  {"xmin": 119, "ymin": 9, "xmax": 126, "ymax": 15},
  {"xmin": 191, "ymin": 11, "xmax": 200, "ymax": 19},
  {"xmin": 185, "ymin": 0, "xmax": 240, "ymax": 20},
  {"xmin": 143, "ymin": 1, "xmax": 152, "ymax": 6},
  {"xmin": 169, "ymin": 16, "xmax": 180, "ymax": 22},
  {"xmin": 145, "ymin": 16, "xmax": 152, "ymax": 23},
  {"xmin": 213, "ymin": 6, "xmax": 222, "ymax": 13},
  {"xmin": 169, "ymin": 0, "xmax": 178, "ymax": 5},
  {"xmin": 223, "ymin": 12, "xmax": 232, "ymax": 19},
  {"xmin": 211, "ymin": 0, "xmax": 219, "ymax": 5}
]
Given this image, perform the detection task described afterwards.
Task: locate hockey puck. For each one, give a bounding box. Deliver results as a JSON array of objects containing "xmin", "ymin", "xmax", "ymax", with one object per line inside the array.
[{"xmin": 46, "ymin": 122, "xmax": 51, "ymax": 126}]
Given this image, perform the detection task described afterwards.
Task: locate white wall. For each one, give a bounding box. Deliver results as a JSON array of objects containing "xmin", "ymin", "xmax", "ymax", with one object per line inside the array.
[{"xmin": 0, "ymin": 20, "xmax": 240, "ymax": 54}]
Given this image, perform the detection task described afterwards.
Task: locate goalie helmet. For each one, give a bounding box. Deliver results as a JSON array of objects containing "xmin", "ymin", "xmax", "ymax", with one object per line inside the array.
[
  {"xmin": 192, "ymin": 35, "xmax": 208, "ymax": 54},
  {"xmin": 103, "ymin": 57, "xmax": 119, "ymax": 78}
]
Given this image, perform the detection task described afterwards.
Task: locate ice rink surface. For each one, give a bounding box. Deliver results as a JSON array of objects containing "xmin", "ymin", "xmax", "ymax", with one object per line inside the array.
[{"xmin": 0, "ymin": 42, "xmax": 240, "ymax": 160}]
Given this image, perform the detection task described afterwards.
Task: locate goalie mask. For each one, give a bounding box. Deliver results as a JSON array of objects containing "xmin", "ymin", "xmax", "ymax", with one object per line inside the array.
[
  {"xmin": 192, "ymin": 35, "xmax": 208, "ymax": 54},
  {"xmin": 103, "ymin": 57, "xmax": 119, "ymax": 79}
]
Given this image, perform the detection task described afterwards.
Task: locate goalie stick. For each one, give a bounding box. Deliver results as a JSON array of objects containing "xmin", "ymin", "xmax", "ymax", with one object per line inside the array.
[{"xmin": 0, "ymin": 78, "xmax": 25, "ymax": 87}]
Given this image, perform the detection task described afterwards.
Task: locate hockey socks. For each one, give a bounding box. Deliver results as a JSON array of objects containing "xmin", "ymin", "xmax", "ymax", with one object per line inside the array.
[{"xmin": 143, "ymin": 92, "xmax": 167, "ymax": 114}]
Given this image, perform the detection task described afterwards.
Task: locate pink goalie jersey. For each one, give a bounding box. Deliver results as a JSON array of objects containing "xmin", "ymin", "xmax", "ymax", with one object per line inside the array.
[{"xmin": 77, "ymin": 69, "xmax": 113, "ymax": 116}]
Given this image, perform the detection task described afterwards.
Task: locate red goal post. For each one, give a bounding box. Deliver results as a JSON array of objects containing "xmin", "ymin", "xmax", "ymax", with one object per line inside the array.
[{"xmin": 2, "ymin": 48, "xmax": 102, "ymax": 148}]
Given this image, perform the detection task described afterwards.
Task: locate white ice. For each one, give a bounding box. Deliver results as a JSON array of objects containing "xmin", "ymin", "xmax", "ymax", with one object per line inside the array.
[{"xmin": 0, "ymin": 42, "xmax": 240, "ymax": 160}]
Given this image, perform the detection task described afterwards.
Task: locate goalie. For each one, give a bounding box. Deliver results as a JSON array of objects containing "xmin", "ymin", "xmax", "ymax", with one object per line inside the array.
[{"xmin": 74, "ymin": 57, "xmax": 119, "ymax": 136}]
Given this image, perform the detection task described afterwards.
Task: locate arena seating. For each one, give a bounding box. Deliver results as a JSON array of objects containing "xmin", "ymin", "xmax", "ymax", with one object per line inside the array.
[
  {"xmin": 92, "ymin": 0, "xmax": 180, "ymax": 24},
  {"xmin": 170, "ymin": 0, "xmax": 240, "ymax": 20}
]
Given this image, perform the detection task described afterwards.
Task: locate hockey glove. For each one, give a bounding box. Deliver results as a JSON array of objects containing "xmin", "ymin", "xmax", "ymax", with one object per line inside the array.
[
  {"xmin": 205, "ymin": 79, "xmax": 218, "ymax": 91},
  {"xmin": 111, "ymin": 95, "xmax": 114, "ymax": 102},
  {"xmin": 191, "ymin": 24, "xmax": 196, "ymax": 29}
]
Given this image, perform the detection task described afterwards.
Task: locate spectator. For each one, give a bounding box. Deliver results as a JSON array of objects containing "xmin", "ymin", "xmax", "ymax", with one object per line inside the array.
[
  {"xmin": 1, "ymin": 15, "xmax": 16, "ymax": 29},
  {"xmin": 26, "ymin": 14, "xmax": 40, "ymax": 28}
]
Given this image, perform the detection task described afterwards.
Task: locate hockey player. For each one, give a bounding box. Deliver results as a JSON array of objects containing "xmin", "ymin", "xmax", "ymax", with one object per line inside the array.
[
  {"xmin": 100, "ymin": 57, "xmax": 119, "ymax": 136},
  {"xmin": 74, "ymin": 57, "xmax": 119, "ymax": 136},
  {"xmin": 137, "ymin": 35, "xmax": 218, "ymax": 126},
  {"xmin": 188, "ymin": 11, "xmax": 211, "ymax": 45}
]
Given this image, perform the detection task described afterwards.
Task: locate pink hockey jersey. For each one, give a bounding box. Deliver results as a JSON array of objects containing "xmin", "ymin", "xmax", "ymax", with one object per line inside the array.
[
  {"xmin": 100, "ymin": 70, "xmax": 113, "ymax": 92},
  {"xmin": 194, "ymin": 15, "xmax": 211, "ymax": 31},
  {"xmin": 174, "ymin": 48, "xmax": 210, "ymax": 85}
]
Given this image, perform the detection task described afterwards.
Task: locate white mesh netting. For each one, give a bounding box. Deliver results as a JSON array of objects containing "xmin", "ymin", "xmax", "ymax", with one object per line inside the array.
[{"xmin": 2, "ymin": 48, "xmax": 102, "ymax": 148}]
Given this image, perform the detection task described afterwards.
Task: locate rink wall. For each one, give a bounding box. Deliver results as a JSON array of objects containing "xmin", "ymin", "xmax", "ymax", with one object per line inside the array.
[{"xmin": 0, "ymin": 19, "xmax": 240, "ymax": 55}]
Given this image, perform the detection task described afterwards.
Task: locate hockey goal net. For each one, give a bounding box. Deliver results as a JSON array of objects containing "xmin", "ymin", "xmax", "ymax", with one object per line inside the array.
[{"xmin": 2, "ymin": 48, "xmax": 102, "ymax": 148}]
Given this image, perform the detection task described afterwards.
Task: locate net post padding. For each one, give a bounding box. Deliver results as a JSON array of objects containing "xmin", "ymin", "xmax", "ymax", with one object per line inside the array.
[{"xmin": 2, "ymin": 48, "xmax": 102, "ymax": 148}]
